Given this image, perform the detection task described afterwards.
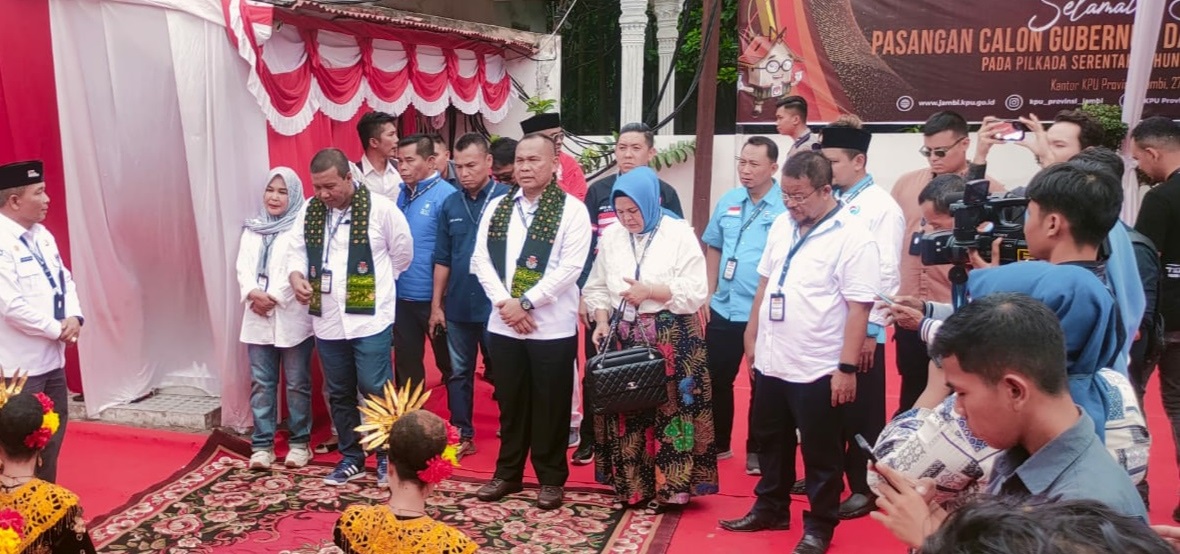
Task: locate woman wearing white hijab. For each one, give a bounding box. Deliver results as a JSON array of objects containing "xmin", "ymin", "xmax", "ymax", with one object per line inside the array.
[{"xmin": 236, "ymin": 167, "xmax": 315, "ymax": 469}]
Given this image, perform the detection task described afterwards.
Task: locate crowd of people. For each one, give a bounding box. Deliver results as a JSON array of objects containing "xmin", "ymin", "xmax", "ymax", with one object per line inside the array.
[{"xmin": 3, "ymin": 95, "xmax": 1180, "ymax": 553}]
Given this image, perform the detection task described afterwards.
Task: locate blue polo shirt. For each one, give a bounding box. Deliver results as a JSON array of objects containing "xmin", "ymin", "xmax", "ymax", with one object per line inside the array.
[
  {"xmin": 396, "ymin": 172, "xmax": 456, "ymax": 301},
  {"xmin": 433, "ymin": 180, "xmax": 509, "ymax": 322},
  {"xmin": 701, "ymin": 185, "xmax": 787, "ymax": 322}
]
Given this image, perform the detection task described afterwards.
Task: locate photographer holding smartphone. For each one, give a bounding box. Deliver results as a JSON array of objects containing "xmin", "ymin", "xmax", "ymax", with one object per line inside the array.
[{"xmin": 971, "ymin": 110, "xmax": 1107, "ymax": 178}]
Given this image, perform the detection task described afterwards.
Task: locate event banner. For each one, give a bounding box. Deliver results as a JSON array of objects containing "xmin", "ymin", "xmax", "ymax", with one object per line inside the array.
[{"xmin": 737, "ymin": 0, "xmax": 1180, "ymax": 124}]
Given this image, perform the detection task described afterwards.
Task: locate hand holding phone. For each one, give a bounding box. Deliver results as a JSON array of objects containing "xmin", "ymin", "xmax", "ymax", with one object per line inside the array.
[
  {"xmin": 993, "ymin": 120, "xmax": 1030, "ymax": 142},
  {"xmin": 874, "ymin": 289, "xmax": 896, "ymax": 306},
  {"xmin": 857, "ymin": 433, "xmax": 898, "ymax": 490}
]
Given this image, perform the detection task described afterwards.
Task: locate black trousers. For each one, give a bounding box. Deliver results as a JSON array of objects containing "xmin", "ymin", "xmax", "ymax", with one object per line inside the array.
[
  {"xmin": 752, "ymin": 374, "xmax": 845, "ymax": 539},
  {"xmin": 393, "ymin": 299, "xmax": 453, "ymax": 388},
  {"xmin": 842, "ymin": 343, "xmax": 886, "ymax": 494},
  {"xmin": 894, "ymin": 327, "xmax": 930, "ymax": 415},
  {"xmin": 706, "ymin": 310, "xmax": 759, "ymax": 454},
  {"xmin": 578, "ymin": 320, "xmax": 600, "ymax": 446},
  {"xmin": 24, "ymin": 368, "xmax": 68, "ymax": 483},
  {"xmin": 490, "ymin": 333, "xmax": 578, "ymax": 486}
]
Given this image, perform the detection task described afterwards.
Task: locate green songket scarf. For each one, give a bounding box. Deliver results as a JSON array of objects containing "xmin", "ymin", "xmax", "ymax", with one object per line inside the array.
[
  {"xmin": 304, "ymin": 184, "xmax": 376, "ymax": 316},
  {"xmin": 487, "ymin": 181, "xmax": 566, "ymax": 298}
]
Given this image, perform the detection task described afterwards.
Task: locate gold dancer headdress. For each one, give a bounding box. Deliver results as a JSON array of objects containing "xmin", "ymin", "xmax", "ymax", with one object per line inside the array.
[
  {"xmin": 355, "ymin": 380, "xmax": 431, "ymax": 452},
  {"xmin": 0, "ymin": 367, "xmax": 28, "ymax": 411}
]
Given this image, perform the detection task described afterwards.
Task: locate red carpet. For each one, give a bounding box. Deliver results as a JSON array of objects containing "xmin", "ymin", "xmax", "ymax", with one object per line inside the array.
[{"xmin": 61, "ymin": 345, "xmax": 1180, "ymax": 553}]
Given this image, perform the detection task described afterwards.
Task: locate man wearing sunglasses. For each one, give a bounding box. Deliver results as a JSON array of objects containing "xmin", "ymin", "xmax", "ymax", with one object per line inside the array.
[{"xmin": 889, "ymin": 111, "xmax": 1005, "ymax": 414}]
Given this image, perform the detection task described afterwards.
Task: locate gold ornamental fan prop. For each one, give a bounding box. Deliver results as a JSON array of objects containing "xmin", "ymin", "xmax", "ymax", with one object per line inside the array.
[
  {"xmin": 355, "ymin": 380, "xmax": 431, "ymax": 452},
  {"xmin": 0, "ymin": 366, "xmax": 28, "ymax": 411}
]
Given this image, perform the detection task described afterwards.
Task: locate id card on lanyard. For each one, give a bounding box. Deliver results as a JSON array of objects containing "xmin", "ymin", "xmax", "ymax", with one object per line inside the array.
[
  {"xmin": 723, "ymin": 201, "xmax": 768, "ymax": 281},
  {"xmin": 623, "ymin": 220, "xmax": 660, "ymax": 322},
  {"xmin": 321, "ymin": 207, "xmax": 352, "ymax": 294},
  {"xmin": 769, "ymin": 207, "xmax": 841, "ymax": 322},
  {"xmin": 20, "ymin": 236, "xmax": 65, "ymax": 320}
]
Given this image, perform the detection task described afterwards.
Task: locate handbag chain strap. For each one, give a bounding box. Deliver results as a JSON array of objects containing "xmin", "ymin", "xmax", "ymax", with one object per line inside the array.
[{"xmin": 597, "ymin": 299, "xmax": 656, "ymax": 355}]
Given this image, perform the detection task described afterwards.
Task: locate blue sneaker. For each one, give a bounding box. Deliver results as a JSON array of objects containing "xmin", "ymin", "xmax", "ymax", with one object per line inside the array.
[
  {"xmin": 376, "ymin": 456, "xmax": 389, "ymax": 487},
  {"xmin": 323, "ymin": 461, "xmax": 363, "ymax": 486}
]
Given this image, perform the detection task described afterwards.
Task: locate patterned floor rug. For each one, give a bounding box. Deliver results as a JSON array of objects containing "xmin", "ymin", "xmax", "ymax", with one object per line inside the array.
[{"xmin": 88, "ymin": 430, "xmax": 680, "ymax": 553}]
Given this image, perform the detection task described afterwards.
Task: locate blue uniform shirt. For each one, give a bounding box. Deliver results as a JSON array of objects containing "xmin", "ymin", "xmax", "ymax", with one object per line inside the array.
[
  {"xmin": 396, "ymin": 172, "xmax": 456, "ymax": 301},
  {"xmin": 701, "ymin": 185, "xmax": 787, "ymax": 322},
  {"xmin": 433, "ymin": 180, "xmax": 509, "ymax": 322}
]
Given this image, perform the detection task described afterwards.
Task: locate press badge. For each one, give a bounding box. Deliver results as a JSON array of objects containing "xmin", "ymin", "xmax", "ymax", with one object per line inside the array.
[
  {"xmin": 320, "ymin": 269, "xmax": 333, "ymax": 294},
  {"xmin": 769, "ymin": 293, "xmax": 785, "ymax": 322},
  {"xmin": 622, "ymin": 303, "xmax": 638, "ymax": 322},
  {"xmin": 723, "ymin": 258, "xmax": 738, "ymax": 281},
  {"xmin": 257, "ymin": 274, "xmax": 269, "ymax": 291},
  {"xmin": 53, "ymin": 295, "xmax": 65, "ymax": 320}
]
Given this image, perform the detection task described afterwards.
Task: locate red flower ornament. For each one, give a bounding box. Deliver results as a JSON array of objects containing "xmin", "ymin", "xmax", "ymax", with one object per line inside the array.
[
  {"xmin": 34, "ymin": 393, "xmax": 53, "ymax": 414},
  {"xmin": 416, "ymin": 455, "xmax": 454, "ymax": 484},
  {"xmin": 445, "ymin": 423, "xmax": 461, "ymax": 445},
  {"xmin": 24, "ymin": 427, "xmax": 51, "ymax": 450}
]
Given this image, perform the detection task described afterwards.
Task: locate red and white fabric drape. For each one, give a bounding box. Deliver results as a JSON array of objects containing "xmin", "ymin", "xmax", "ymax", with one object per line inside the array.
[{"xmin": 224, "ymin": 0, "xmax": 514, "ymax": 136}]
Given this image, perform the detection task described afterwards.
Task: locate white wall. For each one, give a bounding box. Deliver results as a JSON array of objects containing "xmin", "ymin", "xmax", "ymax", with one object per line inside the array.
[{"xmin": 573, "ymin": 133, "xmax": 1045, "ymax": 219}]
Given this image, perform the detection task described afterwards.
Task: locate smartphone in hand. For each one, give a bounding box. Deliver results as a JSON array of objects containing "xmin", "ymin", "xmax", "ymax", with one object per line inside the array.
[{"xmin": 856, "ymin": 433, "xmax": 898, "ymax": 490}]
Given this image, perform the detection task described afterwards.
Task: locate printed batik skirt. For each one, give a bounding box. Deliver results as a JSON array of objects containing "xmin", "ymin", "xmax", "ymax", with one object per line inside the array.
[{"xmin": 593, "ymin": 311, "xmax": 720, "ymax": 505}]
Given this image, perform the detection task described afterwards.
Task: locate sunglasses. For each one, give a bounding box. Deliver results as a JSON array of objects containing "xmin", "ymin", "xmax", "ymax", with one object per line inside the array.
[{"xmin": 919, "ymin": 136, "xmax": 967, "ymax": 158}]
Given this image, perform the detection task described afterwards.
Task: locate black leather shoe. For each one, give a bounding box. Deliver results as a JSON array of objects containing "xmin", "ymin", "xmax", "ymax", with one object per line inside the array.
[
  {"xmin": 537, "ymin": 485, "xmax": 564, "ymax": 510},
  {"xmin": 476, "ymin": 478, "xmax": 523, "ymax": 502},
  {"xmin": 790, "ymin": 479, "xmax": 806, "ymax": 495},
  {"xmin": 571, "ymin": 443, "xmax": 594, "ymax": 466},
  {"xmin": 719, "ymin": 513, "xmax": 791, "ymax": 532},
  {"xmin": 838, "ymin": 493, "xmax": 877, "ymax": 520},
  {"xmin": 792, "ymin": 534, "xmax": 831, "ymax": 554}
]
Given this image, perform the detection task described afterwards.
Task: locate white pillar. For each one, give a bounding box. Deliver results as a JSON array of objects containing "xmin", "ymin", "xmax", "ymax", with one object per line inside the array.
[
  {"xmin": 653, "ymin": 0, "xmax": 682, "ymax": 135},
  {"xmin": 1119, "ymin": 0, "xmax": 1164, "ymax": 225},
  {"xmin": 619, "ymin": 0, "xmax": 648, "ymax": 126}
]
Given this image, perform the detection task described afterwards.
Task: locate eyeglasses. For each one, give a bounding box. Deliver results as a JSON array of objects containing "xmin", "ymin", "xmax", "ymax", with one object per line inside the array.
[
  {"xmin": 754, "ymin": 59, "xmax": 792, "ymax": 74},
  {"xmin": 918, "ymin": 136, "xmax": 967, "ymax": 158},
  {"xmin": 782, "ymin": 186, "xmax": 822, "ymax": 204}
]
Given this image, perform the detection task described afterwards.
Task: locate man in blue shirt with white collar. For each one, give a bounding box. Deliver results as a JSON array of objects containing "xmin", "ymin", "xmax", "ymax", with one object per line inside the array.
[
  {"xmin": 393, "ymin": 134, "xmax": 457, "ymax": 389},
  {"xmin": 701, "ymin": 136, "xmax": 787, "ymax": 476},
  {"xmin": 430, "ymin": 133, "xmax": 509, "ymax": 459}
]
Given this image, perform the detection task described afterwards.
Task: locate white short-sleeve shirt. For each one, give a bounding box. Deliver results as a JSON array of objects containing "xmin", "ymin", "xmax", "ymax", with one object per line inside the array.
[{"xmin": 754, "ymin": 209, "xmax": 881, "ymax": 383}]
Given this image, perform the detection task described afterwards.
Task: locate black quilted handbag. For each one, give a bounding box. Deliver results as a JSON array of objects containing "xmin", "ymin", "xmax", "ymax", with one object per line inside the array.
[{"xmin": 585, "ymin": 301, "xmax": 668, "ymax": 415}]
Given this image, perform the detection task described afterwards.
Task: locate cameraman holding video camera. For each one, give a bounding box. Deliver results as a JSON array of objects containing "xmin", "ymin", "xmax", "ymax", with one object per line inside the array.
[
  {"xmin": 890, "ymin": 111, "xmax": 1006, "ymax": 413},
  {"xmin": 890, "ymin": 161, "xmax": 1125, "ymax": 440},
  {"xmin": 968, "ymin": 110, "xmax": 1149, "ymax": 380}
]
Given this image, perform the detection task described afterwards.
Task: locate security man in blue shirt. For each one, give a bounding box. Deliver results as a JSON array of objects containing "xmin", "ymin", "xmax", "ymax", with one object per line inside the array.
[
  {"xmin": 430, "ymin": 133, "xmax": 509, "ymax": 458},
  {"xmin": 393, "ymin": 134, "xmax": 458, "ymax": 388},
  {"xmin": 701, "ymin": 136, "xmax": 787, "ymax": 476}
]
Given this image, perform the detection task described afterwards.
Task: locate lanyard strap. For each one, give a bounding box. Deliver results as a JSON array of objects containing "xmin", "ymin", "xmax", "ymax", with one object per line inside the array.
[
  {"xmin": 19, "ymin": 236, "xmax": 62, "ymax": 294},
  {"xmin": 323, "ymin": 207, "xmax": 352, "ymax": 264},
  {"xmin": 514, "ymin": 198, "xmax": 535, "ymax": 228},
  {"xmin": 628, "ymin": 218, "xmax": 662, "ymax": 280},
  {"xmin": 733, "ymin": 201, "xmax": 768, "ymax": 248},
  {"xmin": 792, "ymin": 132, "xmax": 812, "ymax": 151},
  {"xmin": 259, "ymin": 237, "xmax": 276, "ymax": 277},
  {"xmin": 839, "ymin": 175, "xmax": 874, "ymax": 204},
  {"xmin": 400, "ymin": 175, "xmax": 440, "ymax": 210},
  {"xmin": 775, "ymin": 206, "xmax": 842, "ymax": 292},
  {"xmin": 464, "ymin": 183, "xmax": 495, "ymax": 224}
]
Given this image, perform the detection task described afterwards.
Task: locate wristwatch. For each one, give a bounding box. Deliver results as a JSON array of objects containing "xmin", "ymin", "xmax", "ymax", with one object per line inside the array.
[
  {"xmin": 837, "ymin": 363, "xmax": 858, "ymax": 374},
  {"xmin": 519, "ymin": 296, "xmax": 534, "ymax": 311}
]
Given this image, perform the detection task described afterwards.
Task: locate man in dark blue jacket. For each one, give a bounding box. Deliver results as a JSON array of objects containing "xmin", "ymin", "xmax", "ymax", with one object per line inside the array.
[{"xmin": 430, "ymin": 133, "xmax": 509, "ymax": 458}]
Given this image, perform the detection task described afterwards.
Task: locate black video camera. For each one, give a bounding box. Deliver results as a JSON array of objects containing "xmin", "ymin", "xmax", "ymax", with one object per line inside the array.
[{"xmin": 920, "ymin": 179, "xmax": 1030, "ymax": 266}]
